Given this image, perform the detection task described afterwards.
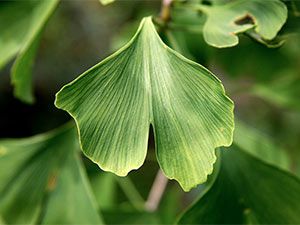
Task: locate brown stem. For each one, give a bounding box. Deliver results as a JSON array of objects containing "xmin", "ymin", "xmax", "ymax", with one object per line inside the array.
[
  {"xmin": 160, "ymin": 0, "xmax": 173, "ymax": 22},
  {"xmin": 145, "ymin": 170, "xmax": 169, "ymax": 212}
]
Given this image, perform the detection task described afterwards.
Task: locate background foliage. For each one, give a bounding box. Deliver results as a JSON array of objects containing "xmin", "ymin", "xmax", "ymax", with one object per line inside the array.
[{"xmin": 0, "ymin": 0, "xmax": 300, "ymax": 224}]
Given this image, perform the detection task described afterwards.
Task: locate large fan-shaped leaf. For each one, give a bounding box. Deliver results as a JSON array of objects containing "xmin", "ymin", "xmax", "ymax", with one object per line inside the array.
[
  {"xmin": 0, "ymin": 124, "xmax": 103, "ymax": 224},
  {"xmin": 55, "ymin": 17, "xmax": 234, "ymax": 191},
  {"xmin": 200, "ymin": 0, "xmax": 287, "ymax": 47},
  {"xmin": 0, "ymin": 0, "xmax": 59, "ymax": 103},
  {"xmin": 178, "ymin": 147, "xmax": 300, "ymax": 224}
]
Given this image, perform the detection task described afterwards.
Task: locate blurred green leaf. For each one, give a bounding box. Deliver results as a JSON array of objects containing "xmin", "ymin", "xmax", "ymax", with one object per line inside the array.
[
  {"xmin": 207, "ymin": 33, "xmax": 300, "ymax": 86},
  {"xmin": 178, "ymin": 147, "xmax": 300, "ymax": 224},
  {"xmin": 170, "ymin": 4, "xmax": 205, "ymax": 32},
  {"xmin": 11, "ymin": 33, "xmax": 41, "ymax": 104},
  {"xmin": 0, "ymin": 0, "xmax": 59, "ymax": 103},
  {"xmin": 234, "ymin": 119, "xmax": 290, "ymax": 170},
  {"xmin": 199, "ymin": 0, "xmax": 287, "ymax": 47},
  {"xmin": 90, "ymin": 172, "xmax": 146, "ymax": 212},
  {"xmin": 55, "ymin": 17, "xmax": 234, "ymax": 191},
  {"xmin": 251, "ymin": 73, "xmax": 300, "ymax": 110},
  {"xmin": 0, "ymin": 124, "xmax": 103, "ymax": 224},
  {"xmin": 0, "ymin": 216, "xmax": 5, "ymax": 225},
  {"xmin": 117, "ymin": 177, "xmax": 145, "ymax": 210},
  {"xmin": 285, "ymin": 0, "xmax": 300, "ymax": 14},
  {"xmin": 42, "ymin": 150, "xmax": 103, "ymax": 224},
  {"xmin": 158, "ymin": 185, "xmax": 183, "ymax": 224},
  {"xmin": 90, "ymin": 173, "xmax": 118, "ymax": 210}
]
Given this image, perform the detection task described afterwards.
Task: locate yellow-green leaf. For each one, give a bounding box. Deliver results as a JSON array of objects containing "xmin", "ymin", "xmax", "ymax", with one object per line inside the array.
[
  {"xmin": 200, "ymin": 0, "xmax": 287, "ymax": 47},
  {"xmin": 55, "ymin": 17, "xmax": 234, "ymax": 191}
]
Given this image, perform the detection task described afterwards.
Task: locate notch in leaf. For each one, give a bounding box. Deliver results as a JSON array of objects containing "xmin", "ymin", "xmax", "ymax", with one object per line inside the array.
[{"xmin": 55, "ymin": 17, "xmax": 234, "ymax": 191}]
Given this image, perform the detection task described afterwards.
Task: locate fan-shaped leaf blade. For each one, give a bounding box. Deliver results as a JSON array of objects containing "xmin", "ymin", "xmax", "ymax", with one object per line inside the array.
[{"xmin": 55, "ymin": 17, "xmax": 234, "ymax": 191}]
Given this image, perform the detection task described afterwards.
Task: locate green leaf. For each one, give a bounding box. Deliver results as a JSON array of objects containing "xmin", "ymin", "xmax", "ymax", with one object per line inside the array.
[
  {"xmin": 158, "ymin": 185, "xmax": 183, "ymax": 224},
  {"xmin": 0, "ymin": 216, "xmax": 5, "ymax": 225},
  {"xmin": 102, "ymin": 210, "xmax": 160, "ymax": 225},
  {"xmin": 200, "ymin": 0, "xmax": 287, "ymax": 47},
  {"xmin": 0, "ymin": 124, "xmax": 103, "ymax": 224},
  {"xmin": 245, "ymin": 29, "xmax": 286, "ymax": 48},
  {"xmin": 41, "ymin": 148, "xmax": 103, "ymax": 224},
  {"xmin": 251, "ymin": 73, "xmax": 300, "ymax": 111},
  {"xmin": 90, "ymin": 173, "xmax": 145, "ymax": 211},
  {"xmin": 116, "ymin": 177, "xmax": 145, "ymax": 210},
  {"xmin": 90, "ymin": 173, "xmax": 118, "ymax": 210},
  {"xmin": 177, "ymin": 147, "xmax": 300, "ymax": 224},
  {"xmin": 234, "ymin": 119, "xmax": 290, "ymax": 170},
  {"xmin": 11, "ymin": 33, "xmax": 42, "ymax": 104},
  {"xmin": 0, "ymin": 0, "xmax": 59, "ymax": 103},
  {"xmin": 55, "ymin": 17, "xmax": 234, "ymax": 191}
]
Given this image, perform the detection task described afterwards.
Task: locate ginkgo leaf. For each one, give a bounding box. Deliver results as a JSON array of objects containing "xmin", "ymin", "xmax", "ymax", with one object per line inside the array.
[
  {"xmin": 0, "ymin": 124, "xmax": 103, "ymax": 224},
  {"xmin": 55, "ymin": 17, "xmax": 234, "ymax": 191},
  {"xmin": 0, "ymin": 0, "xmax": 59, "ymax": 103},
  {"xmin": 41, "ymin": 148, "xmax": 103, "ymax": 224},
  {"xmin": 11, "ymin": 33, "xmax": 42, "ymax": 104},
  {"xmin": 200, "ymin": 0, "xmax": 287, "ymax": 47},
  {"xmin": 177, "ymin": 147, "xmax": 300, "ymax": 224}
]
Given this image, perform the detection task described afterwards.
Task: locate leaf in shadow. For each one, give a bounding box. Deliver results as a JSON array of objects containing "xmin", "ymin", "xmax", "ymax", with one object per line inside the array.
[{"xmin": 0, "ymin": 124, "xmax": 103, "ymax": 224}]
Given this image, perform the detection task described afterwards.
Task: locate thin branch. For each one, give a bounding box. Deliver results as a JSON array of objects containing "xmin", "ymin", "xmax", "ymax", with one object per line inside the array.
[
  {"xmin": 145, "ymin": 170, "xmax": 169, "ymax": 212},
  {"xmin": 160, "ymin": 0, "xmax": 173, "ymax": 22}
]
